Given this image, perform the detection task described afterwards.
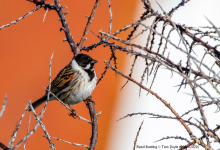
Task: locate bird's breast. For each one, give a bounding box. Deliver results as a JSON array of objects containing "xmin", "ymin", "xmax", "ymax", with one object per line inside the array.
[{"xmin": 63, "ymin": 71, "xmax": 97, "ymax": 105}]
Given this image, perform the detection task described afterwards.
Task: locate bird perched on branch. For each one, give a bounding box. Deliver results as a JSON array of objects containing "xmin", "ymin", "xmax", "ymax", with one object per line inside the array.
[{"xmin": 29, "ymin": 53, "xmax": 98, "ymax": 111}]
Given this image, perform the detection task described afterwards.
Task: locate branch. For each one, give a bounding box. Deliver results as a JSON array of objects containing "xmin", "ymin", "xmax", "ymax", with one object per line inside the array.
[
  {"xmin": 29, "ymin": 102, "xmax": 56, "ymax": 150},
  {"xmin": 104, "ymin": 61, "xmax": 193, "ymax": 137},
  {"xmin": 50, "ymin": 136, "xmax": 89, "ymax": 148},
  {"xmin": 154, "ymin": 135, "xmax": 190, "ymax": 144},
  {"xmin": 0, "ymin": 5, "xmax": 41, "ymax": 30},
  {"xmin": 77, "ymin": 0, "xmax": 101, "ymax": 51},
  {"xmin": 133, "ymin": 120, "xmax": 144, "ymax": 150},
  {"xmin": 45, "ymin": 88, "xmax": 92, "ymax": 124},
  {"xmin": 28, "ymin": 0, "xmax": 77, "ymax": 54},
  {"xmin": 107, "ymin": 0, "xmax": 113, "ymax": 34},
  {"xmin": 84, "ymin": 96, "xmax": 98, "ymax": 150},
  {"xmin": 0, "ymin": 142, "xmax": 9, "ymax": 150},
  {"xmin": 156, "ymin": 14, "xmax": 220, "ymax": 59},
  {"xmin": 8, "ymin": 103, "xmax": 29, "ymax": 148},
  {"xmin": 99, "ymin": 38, "xmax": 220, "ymax": 84},
  {"xmin": 53, "ymin": 0, "xmax": 77, "ymax": 55}
]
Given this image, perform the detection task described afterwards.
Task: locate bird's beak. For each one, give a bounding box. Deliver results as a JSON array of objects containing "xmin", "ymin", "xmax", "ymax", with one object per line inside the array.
[{"xmin": 91, "ymin": 59, "xmax": 98, "ymax": 64}]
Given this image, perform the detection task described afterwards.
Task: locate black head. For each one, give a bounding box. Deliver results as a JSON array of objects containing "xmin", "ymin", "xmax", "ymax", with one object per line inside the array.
[{"xmin": 75, "ymin": 54, "xmax": 98, "ymax": 70}]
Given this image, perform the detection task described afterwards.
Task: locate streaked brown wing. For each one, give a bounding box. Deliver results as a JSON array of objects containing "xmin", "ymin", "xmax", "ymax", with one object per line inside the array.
[{"xmin": 46, "ymin": 63, "xmax": 78, "ymax": 94}]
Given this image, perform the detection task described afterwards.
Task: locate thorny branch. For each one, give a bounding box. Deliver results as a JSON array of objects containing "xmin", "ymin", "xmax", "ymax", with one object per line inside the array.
[
  {"xmin": 27, "ymin": 0, "xmax": 77, "ymax": 54},
  {"xmin": 105, "ymin": 61, "xmax": 194, "ymax": 136},
  {"xmin": 77, "ymin": 0, "xmax": 101, "ymax": 51},
  {"xmin": 133, "ymin": 120, "xmax": 144, "ymax": 150}
]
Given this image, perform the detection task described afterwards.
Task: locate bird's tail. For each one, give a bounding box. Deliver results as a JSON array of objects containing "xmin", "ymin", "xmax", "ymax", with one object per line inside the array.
[{"xmin": 28, "ymin": 95, "xmax": 47, "ymax": 111}]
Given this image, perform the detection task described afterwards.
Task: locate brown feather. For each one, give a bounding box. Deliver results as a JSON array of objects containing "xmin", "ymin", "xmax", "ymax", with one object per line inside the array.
[{"xmin": 48, "ymin": 63, "xmax": 77, "ymax": 94}]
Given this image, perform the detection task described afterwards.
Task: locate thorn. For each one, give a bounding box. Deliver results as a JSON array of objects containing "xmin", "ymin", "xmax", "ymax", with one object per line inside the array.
[
  {"xmin": 61, "ymin": 5, "xmax": 68, "ymax": 9},
  {"xmin": 60, "ymin": 27, "xmax": 65, "ymax": 32},
  {"xmin": 96, "ymin": 111, "xmax": 102, "ymax": 116},
  {"xmin": 64, "ymin": 11, "xmax": 69, "ymax": 15},
  {"xmin": 57, "ymin": 18, "xmax": 61, "ymax": 21},
  {"xmin": 43, "ymin": 9, "xmax": 49, "ymax": 23},
  {"xmin": 63, "ymin": 38, "xmax": 67, "ymax": 42},
  {"xmin": 85, "ymin": 15, "xmax": 90, "ymax": 18}
]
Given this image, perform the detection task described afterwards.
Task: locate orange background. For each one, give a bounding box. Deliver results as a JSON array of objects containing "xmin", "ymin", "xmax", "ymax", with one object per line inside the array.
[{"xmin": 0, "ymin": 0, "xmax": 138, "ymax": 149}]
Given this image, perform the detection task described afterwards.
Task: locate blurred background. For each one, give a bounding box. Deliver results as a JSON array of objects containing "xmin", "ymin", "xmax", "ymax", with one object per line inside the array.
[{"xmin": 0, "ymin": 0, "xmax": 220, "ymax": 150}]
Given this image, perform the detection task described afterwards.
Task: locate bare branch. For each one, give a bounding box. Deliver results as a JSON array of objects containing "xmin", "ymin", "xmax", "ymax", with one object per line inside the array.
[
  {"xmin": 0, "ymin": 94, "xmax": 7, "ymax": 119},
  {"xmin": 154, "ymin": 135, "xmax": 190, "ymax": 143},
  {"xmin": 50, "ymin": 136, "xmax": 89, "ymax": 148},
  {"xmin": 133, "ymin": 120, "xmax": 144, "ymax": 150},
  {"xmin": 77, "ymin": 0, "xmax": 101, "ymax": 52},
  {"xmin": 204, "ymin": 16, "xmax": 220, "ymax": 37},
  {"xmin": 107, "ymin": 0, "xmax": 113, "ymax": 34},
  {"xmin": 0, "ymin": 142, "xmax": 9, "ymax": 150},
  {"xmin": 105, "ymin": 61, "xmax": 193, "ymax": 137},
  {"xmin": 8, "ymin": 103, "xmax": 29, "ymax": 149},
  {"xmin": 29, "ymin": 102, "xmax": 56, "ymax": 150},
  {"xmin": 24, "ymin": 114, "xmax": 31, "ymax": 150},
  {"xmin": 53, "ymin": 0, "xmax": 77, "ymax": 55},
  {"xmin": 0, "ymin": 6, "xmax": 41, "ymax": 30},
  {"xmin": 84, "ymin": 96, "xmax": 98, "ymax": 150},
  {"xmin": 44, "ymin": 88, "xmax": 92, "ymax": 124}
]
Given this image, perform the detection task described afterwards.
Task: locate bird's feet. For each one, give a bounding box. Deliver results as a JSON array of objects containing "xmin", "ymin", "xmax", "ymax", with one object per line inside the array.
[
  {"xmin": 84, "ymin": 96, "xmax": 95, "ymax": 107},
  {"xmin": 69, "ymin": 109, "xmax": 78, "ymax": 119}
]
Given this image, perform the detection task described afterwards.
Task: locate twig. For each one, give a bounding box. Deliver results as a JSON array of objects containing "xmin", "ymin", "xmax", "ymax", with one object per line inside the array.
[
  {"xmin": 99, "ymin": 34, "xmax": 220, "ymax": 83},
  {"xmin": 133, "ymin": 120, "xmax": 144, "ymax": 150},
  {"xmin": 121, "ymin": 55, "xmax": 138, "ymax": 90},
  {"xmin": 168, "ymin": 0, "xmax": 191, "ymax": 17},
  {"xmin": 181, "ymin": 102, "xmax": 214, "ymax": 117},
  {"xmin": 40, "ymin": 52, "xmax": 54, "ymax": 118},
  {"xmin": 13, "ymin": 121, "xmax": 40, "ymax": 149},
  {"xmin": 0, "ymin": 94, "xmax": 7, "ymax": 119},
  {"xmin": 96, "ymin": 111, "xmax": 102, "ymax": 116},
  {"xmin": 105, "ymin": 61, "xmax": 194, "ymax": 137},
  {"xmin": 44, "ymin": 88, "xmax": 92, "ymax": 124},
  {"xmin": 154, "ymin": 135, "xmax": 190, "ymax": 143},
  {"xmin": 29, "ymin": 102, "xmax": 56, "ymax": 150},
  {"xmin": 24, "ymin": 114, "xmax": 31, "ymax": 150},
  {"xmin": 50, "ymin": 136, "xmax": 89, "ymax": 148},
  {"xmin": 204, "ymin": 16, "xmax": 220, "ymax": 38},
  {"xmin": 81, "ymin": 41, "xmax": 104, "ymax": 51},
  {"xmin": 117, "ymin": 112, "xmax": 165, "ymax": 121},
  {"xmin": 43, "ymin": 9, "xmax": 49, "ymax": 23},
  {"xmin": 53, "ymin": 0, "xmax": 77, "ymax": 55},
  {"xmin": 156, "ymin": 14, "xmax": 220, "ymax": 59},
  {"xmin": 28, "ymin": 0, "xmax": 77, "ymax": 54},
  {"xmin": 107, "ymin": 0, "xmax": 112, "ymax": 34},
  {"xmin": 146, "ymin": 17, "xmax": 157, "ymax": 48},
  {"xmin": 0, "ymin": 6, "xmax": 41, "ymax": 30},
  {"xmin": 77, "ymin": 0, "xmax": 101, "ymax": 51},
  {"xmin": 8, "ymin": 103, "xmax": 29, "ymax": 149}
]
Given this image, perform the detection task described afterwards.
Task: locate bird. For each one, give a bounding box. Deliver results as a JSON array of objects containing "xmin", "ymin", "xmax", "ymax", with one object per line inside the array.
[{"xmin": 29, "ymin": 53, "xmax": 98, "ymax": 111}]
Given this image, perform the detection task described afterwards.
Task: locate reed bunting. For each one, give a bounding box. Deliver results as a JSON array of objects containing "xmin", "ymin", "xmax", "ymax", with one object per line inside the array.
[{"xmin": 29, "ymin": 54, "xmax": 98, "ymax": 110}]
